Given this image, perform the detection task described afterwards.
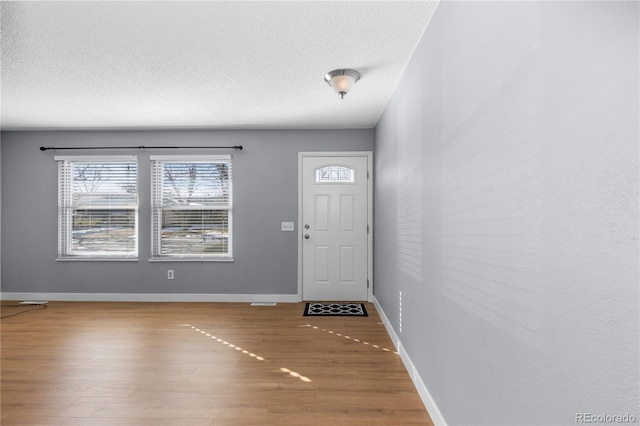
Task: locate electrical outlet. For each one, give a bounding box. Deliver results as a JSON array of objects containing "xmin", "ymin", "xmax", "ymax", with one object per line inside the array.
[
  {"xmin": 281, "ymin": 222, "xmax": 295, "ymax": 232},
  {"xmin": 167, "ymin": 270, "xmax": 174, "ymax": 280}
]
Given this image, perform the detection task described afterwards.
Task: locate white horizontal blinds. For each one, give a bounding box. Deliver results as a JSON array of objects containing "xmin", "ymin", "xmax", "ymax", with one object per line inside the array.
[
  {"xmin": 151, "ymin": 156, "xmax": 232, "ymax": 259},
  {"xmin": 58, "ymin": 160, "xmax": 73, "ymax": 257},
  {"xmin": 58, "ymin": 157, "xmax": 138, "ymax": 258}
]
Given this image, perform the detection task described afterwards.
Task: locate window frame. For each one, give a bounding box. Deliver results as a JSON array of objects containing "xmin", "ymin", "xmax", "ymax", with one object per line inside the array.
[
  {"xmin": 56, "ymin": 155, "xmax": 139, "ymax": 261},
  {"xmin": 150, "ymin": 155, "xmax": 233, "ymax": 261}
]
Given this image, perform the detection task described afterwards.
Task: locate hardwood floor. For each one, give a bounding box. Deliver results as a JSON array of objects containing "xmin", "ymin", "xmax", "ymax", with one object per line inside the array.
[{"xmin": 1, "ymin": 301, "xmax": 432, "ymax": 425}]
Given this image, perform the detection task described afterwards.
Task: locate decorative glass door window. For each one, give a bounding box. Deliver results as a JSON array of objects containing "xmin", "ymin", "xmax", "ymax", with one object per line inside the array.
[{"xmin": 315, "ymin": 166, "xmax": 354, "ymax": 183}]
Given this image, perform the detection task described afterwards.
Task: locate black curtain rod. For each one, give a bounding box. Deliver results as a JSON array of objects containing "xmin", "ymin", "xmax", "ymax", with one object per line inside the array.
[{"xmin": 40, "ymin": 145, "xmax": 243, "ymax": 151}]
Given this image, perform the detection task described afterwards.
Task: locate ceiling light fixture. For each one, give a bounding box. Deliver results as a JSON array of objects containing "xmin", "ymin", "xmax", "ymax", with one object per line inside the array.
[{"xmin": 324, "ymin": 69, "xmax": 361, "ymax": 99}]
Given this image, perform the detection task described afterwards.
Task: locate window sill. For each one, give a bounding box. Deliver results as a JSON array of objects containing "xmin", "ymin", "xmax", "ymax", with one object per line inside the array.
[
  {"xmin": 149, "ymin": 257, "xmax": 234, "ymax": 262},
  {"xmin": 56, "ymin": 257, "xmax": 139, "ymax": 262}
]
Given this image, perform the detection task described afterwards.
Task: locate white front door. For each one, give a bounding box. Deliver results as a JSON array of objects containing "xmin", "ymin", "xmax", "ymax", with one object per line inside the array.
[{"xmin": 301, "ymin": 155, "xmax": 370, "ymax": 301}]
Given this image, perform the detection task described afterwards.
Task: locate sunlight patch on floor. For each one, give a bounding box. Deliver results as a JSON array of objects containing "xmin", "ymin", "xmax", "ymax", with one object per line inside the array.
[
  {"xmin": 304, "ymin": 324, "xmax": 398, "ymax": 354},
  {"xmin": 181, "ymin": 324, "xmax": 312, "ymax": 383}
]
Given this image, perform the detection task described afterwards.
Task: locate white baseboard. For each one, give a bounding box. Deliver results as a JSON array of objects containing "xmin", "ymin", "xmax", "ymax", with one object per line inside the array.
[
  {"xmin": 373, "ymin": 296, "xmax": 447, "ymax": 426},
  {"xmin": 0, "ymin": 292, "xmax": 301, "ymax": 303}
]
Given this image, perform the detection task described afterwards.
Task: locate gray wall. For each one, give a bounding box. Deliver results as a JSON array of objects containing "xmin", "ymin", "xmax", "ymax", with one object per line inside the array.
[
  {"xmin": 1, "ymin": 129, "xmax": 373, "ymax": 297},
  {"xmin": 374, "ymin": 2, "xmax": 638, "ymax": 425},
  {"xmin": 0, "ymin": 138, "xmax": 2, "ymax": 291}
]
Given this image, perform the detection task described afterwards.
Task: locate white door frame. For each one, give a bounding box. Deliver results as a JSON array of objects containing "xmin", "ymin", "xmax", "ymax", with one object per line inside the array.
[{"xmin": 297, "ymin": 151, "xmax": 373, "ymax": 302}]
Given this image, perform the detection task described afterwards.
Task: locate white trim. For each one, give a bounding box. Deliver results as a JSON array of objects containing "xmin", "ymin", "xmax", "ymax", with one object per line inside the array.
[
  {"xmin": 297, "ymin": 151, "xmax": 373, "ymax": 302},
  {"xmin": 149, "ymin": 155, "xmax": 231, "ymax": 161},
  {"xmin": 54, "ymin": 155, "xmax": 137, "ymax": 161},
  {"xmin": 1, "ymin": 292, "xmax": 300, "ymax": 303},
  {"xmin": 373, "ymin": 296, "xmax": 448, "ymax": 426}
]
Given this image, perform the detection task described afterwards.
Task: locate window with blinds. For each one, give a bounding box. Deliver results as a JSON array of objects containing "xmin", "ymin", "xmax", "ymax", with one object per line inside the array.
[
  {"xmin": 151, "ymin": 155, "xmax": 232, "ymax": 260},
  {"xmin": 57, "ymin": 156, "xmax": 138, "ymax": 259}
]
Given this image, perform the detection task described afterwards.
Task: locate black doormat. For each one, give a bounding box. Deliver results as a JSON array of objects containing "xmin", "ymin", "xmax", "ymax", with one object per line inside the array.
[{"xmin": 303, "ymin": 302, "xmax": 368, "ymax": 317}]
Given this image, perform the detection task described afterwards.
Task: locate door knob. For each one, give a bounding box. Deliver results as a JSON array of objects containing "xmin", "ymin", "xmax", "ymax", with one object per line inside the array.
[{"xmin": 304, "ymin": 234, "xmax": 310, "ymax": 239}]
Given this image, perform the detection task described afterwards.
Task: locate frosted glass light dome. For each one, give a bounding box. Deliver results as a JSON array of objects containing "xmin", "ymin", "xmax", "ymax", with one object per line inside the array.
[{"xmin": 324, "ymin": 69, "xmax": 361, "ymax": 99}]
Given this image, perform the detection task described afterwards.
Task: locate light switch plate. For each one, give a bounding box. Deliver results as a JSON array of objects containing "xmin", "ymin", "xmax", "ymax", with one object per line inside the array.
[{"xmin": 281, "ymin": 222, "xmax": 295, "ymax": 232}]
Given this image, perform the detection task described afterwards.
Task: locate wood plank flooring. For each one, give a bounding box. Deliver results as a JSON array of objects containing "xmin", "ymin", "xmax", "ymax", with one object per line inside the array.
[{"xmin": 1, "ymin": 302, "xmax": 433, "ymax": 425}]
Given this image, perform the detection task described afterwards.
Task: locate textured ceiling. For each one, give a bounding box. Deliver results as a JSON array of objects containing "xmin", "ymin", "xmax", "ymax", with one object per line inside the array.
[{"xmin": 1, "ymin": 1, "xmax": 438, "ymax": 130}]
